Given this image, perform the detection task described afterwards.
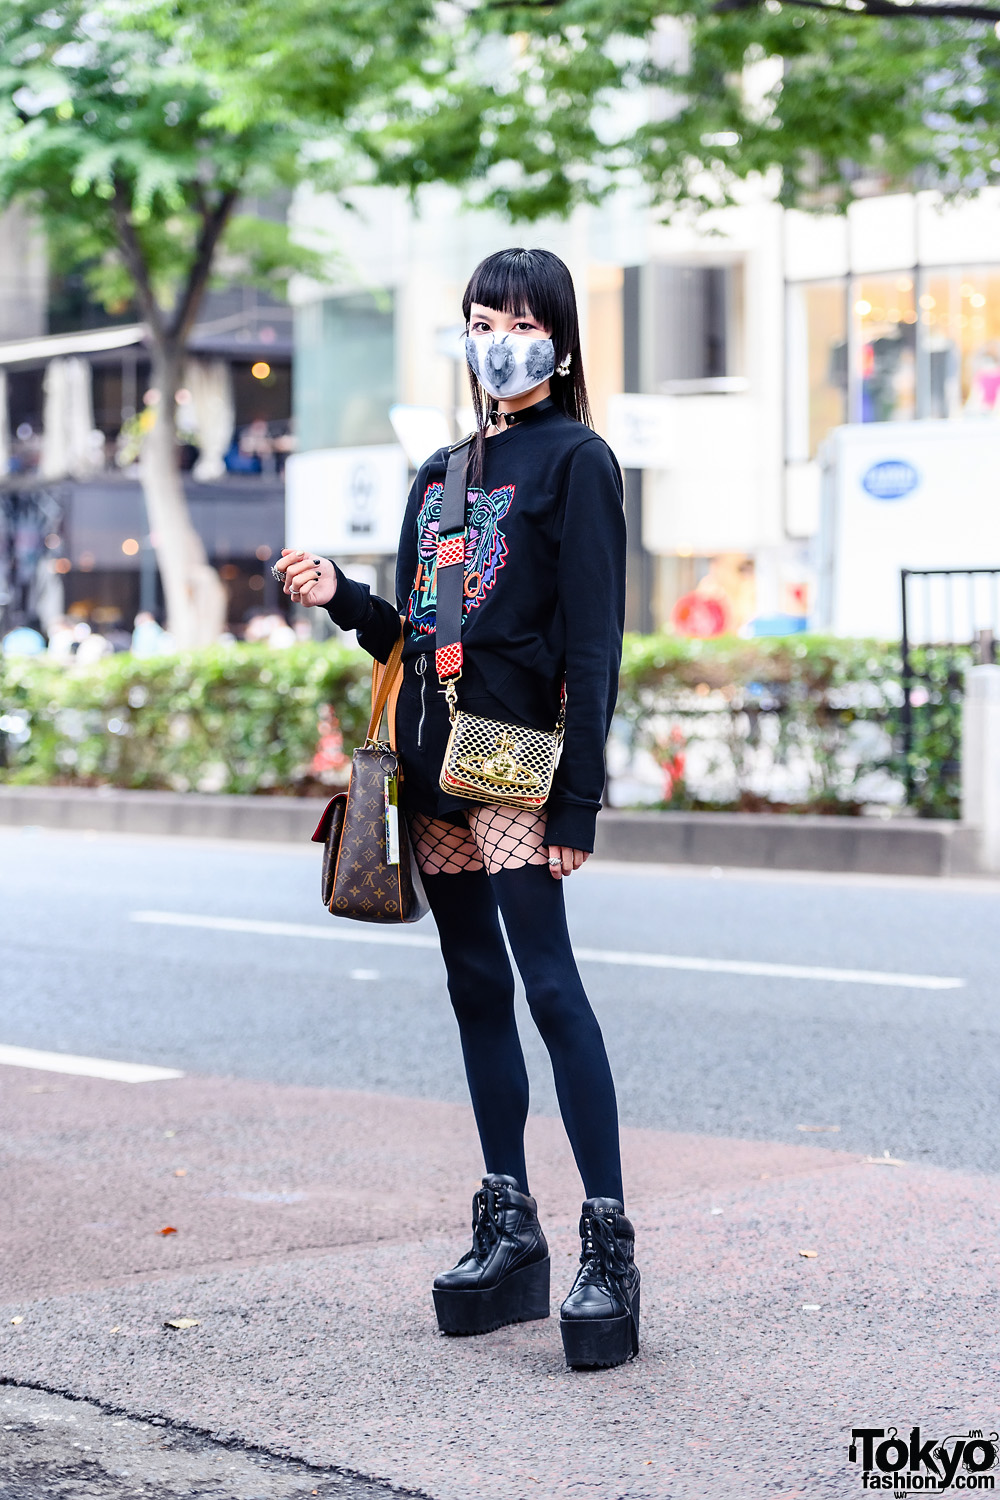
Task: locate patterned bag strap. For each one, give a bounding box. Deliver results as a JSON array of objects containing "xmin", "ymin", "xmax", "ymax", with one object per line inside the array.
[{"xmin": 434, "ymin": 437, "xmax": 473, "ymax": 685}]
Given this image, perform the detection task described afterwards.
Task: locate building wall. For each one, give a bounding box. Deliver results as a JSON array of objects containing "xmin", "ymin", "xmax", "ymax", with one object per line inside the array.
[
  {"xmin": 290, "ymin": 179, "xmax": 1000, "ymax": 634},
  {"xmin": 0, "ymin": 208, "xmax": 47, "ymax": 342}
]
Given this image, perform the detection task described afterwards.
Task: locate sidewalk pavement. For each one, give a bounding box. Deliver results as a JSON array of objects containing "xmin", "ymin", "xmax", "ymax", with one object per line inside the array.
[{"xmin": 2, "ymin": 1065, "xmax": 997, "ymax": 1498}]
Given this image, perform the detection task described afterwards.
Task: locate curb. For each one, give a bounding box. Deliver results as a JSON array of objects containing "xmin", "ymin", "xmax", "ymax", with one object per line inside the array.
[
  {"xmin": 593, "ymin": 807, "xmax": 982, "ymax": 877},
  {"xmin": 0, "ymin": 784, "xmax": 984, "ymax": 876}
]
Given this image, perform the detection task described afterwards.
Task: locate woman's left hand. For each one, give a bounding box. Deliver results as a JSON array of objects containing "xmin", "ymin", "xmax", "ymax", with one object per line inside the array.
[{"xmin": 546, "ymin": 845, "xmax": 589, "ymax": 880}]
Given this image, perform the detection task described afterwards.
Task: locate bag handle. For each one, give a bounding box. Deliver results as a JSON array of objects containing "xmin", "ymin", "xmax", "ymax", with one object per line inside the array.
[{"xmin": 366, "ymin": 625, "xmax": 405, "ymax": 745}]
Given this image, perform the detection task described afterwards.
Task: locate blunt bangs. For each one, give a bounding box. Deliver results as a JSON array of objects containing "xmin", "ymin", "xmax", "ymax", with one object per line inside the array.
[
  {"xmin": 464, "ymin": 250, "xmax": 553, "ymax": 325},
  {"xmin": 462, "ymin": 248, "xmax": 574, "ymax": 354}
]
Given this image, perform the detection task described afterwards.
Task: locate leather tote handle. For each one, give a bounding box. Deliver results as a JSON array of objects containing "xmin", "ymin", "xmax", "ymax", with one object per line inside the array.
[{"xmin": 366, "ymin": 625, "xmax": 405, "ymax": 745}]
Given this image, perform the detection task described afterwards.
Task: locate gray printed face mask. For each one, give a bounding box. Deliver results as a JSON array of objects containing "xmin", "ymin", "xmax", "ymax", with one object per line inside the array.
[{"xmin": 465, "ymin": 331, "xmax": 555, "ymax": 400}]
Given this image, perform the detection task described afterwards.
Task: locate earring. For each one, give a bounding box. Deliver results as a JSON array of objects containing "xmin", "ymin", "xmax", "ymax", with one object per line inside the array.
[{"xmin": 555, "ymin": 353, "xmax": 572, "ymax": 377}]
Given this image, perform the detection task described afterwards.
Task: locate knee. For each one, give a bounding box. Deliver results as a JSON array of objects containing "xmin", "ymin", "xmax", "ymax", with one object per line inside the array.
[
  {"xmin": 445, "ymin": 950, "xmax": 515, "ymax": 1024},
  {"xmin": 523, "ymin": 974, "xmax": 599, "ymax": 1047}
]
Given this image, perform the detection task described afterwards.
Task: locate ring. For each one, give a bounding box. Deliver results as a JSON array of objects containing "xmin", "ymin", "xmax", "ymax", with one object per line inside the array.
[
  {"xmin": 271, "ymin": 564, "xmax": 283, "ymax": 583},
  {"xmin": 548, "ymin": 857, "xmax": 562, "ymax": 867}
]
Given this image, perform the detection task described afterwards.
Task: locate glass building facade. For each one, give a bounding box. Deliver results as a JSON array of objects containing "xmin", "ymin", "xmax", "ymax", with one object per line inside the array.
[{"xmin": 787, "ymin": 264, "xmax": 1000, "ymax": 462}]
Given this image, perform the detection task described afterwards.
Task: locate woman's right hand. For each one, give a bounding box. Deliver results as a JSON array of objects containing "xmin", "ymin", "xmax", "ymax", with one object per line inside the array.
[{"xmin": 274, "ymin": 549, "xmax": 337, "ymax": 608}]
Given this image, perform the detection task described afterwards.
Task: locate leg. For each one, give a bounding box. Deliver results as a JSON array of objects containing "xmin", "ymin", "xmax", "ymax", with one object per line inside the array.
[
  {"xmin": 411, "ymin": 813, "xmax": 548, "ymax": 1337},
  {"xmin": 470, "ymin": 807, "xmax": 624, "ymax": 1205},
  {"xmin": 410, "ymin": 813, "xmax": 531, "ymax": 1193}
]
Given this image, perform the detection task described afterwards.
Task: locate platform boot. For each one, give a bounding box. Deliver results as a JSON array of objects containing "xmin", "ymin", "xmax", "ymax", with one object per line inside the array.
[
  {"xmin": 432, "ymin": 1174, "xmax": 551, "ymax": 1336},
  {"xmin": 559, "ymin": 1197, "xmax": 641, "ymax": 1369}
]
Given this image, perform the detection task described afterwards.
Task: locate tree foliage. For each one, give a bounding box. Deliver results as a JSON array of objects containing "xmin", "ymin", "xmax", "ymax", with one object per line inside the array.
[
  {"xmin": 0, "ymin": 0, "xmax": 340, "ymax": 336},
  {"xmin": 350, "ymin": 0, "xmax": 1000, "ymax": 219}
]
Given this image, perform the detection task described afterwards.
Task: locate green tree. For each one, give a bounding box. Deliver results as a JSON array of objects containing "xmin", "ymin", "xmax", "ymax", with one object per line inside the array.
[
  {"xmin": 346, "ymin": 0, "xmax": 1000, "ymax": 221},
  {"xmin": 4, "ymin": 0, "xmax": 996, "ymax": 650},
  {"xmin": 0, "ymin": 0, "xmax": 443, "ymax": 646}
]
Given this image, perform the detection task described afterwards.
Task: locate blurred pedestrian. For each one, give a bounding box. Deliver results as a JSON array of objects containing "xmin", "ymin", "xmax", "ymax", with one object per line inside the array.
[
  {"xmin": 74, "ymin": 625, "xmax": 112, "ymax": 664},
  {"xmin": 275, "ymin": 248, "xmax": 638, "ymax": 1371},
  {"xmin": 1, "ymin": 624, "xmax": 46, "ymax": 656},
  {"xmin": 130, "ymin": 611, "xmax": 175, "ymax": 658},
  {"xmin": 243, "ymin": 610, "xmax": 295, "ymax": 648},
  {"xmin": 46, "ymin": 616, "xmax": 78, "ymax": 661}
]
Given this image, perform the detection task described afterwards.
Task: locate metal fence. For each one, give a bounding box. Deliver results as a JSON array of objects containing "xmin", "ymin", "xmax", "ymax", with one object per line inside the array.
[{"xmin": 900, "ymin": 566, "xmax": 1000, "ymax": 802}]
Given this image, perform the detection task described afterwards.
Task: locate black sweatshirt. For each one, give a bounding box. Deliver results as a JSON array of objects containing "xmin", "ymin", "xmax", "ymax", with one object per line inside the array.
[{"xmin": 325, "ymin": 401, "xmax": 626, "ymax": 852}]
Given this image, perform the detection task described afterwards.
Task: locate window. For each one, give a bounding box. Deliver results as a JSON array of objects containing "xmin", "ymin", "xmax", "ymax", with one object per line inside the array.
[
  {"xmin": 786, "ymin": 280, "xmax": 847, "ymax": 461},
  {"xmin": 294, "ymin": 291, "xmax": 395, "ymax": 452},
  {"xmin": 651, "ymin": 263, "xmax": 744, "ymax": 387},
  {"xmin": 853, "ymin": 275, "xmax": 917, "ymax": 424},
  {"xmin": 789, "ymin": 264, "xmax": 1000, "ymax": 454},
  {"xmin": 920, "ymin": 269, "xmax": 1000, "ymax": 417}
]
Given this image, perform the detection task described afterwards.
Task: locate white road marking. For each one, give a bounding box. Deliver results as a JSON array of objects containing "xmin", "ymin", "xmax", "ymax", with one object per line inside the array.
[
  {"xmin": 130, "ymin": 910, "xmax": 964, "ymax": 991},
  {"xmin": 571, "ymin": 946, "xmax": 963, "ymax": 990},
  {"xmin": 0, "ymin": 1044, "xmax": 183, "ymax": 1083},
  {"xmin": 132, "ymin": 910, "xmax": 441, "ymax": 949}
]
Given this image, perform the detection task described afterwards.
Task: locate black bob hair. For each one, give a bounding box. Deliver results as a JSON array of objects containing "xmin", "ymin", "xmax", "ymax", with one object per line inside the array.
[{"xmin": 461, "ymin": 247, "xmax": 592, "ymax": 482}]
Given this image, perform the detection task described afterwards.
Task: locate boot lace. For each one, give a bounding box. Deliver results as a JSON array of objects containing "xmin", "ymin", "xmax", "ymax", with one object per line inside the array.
[
  {"xmin": 574, "ymin": 1211, "xmax": 639, "ymax": 1352},
  {"xmin": 468, "ymin": 1185, "xmax": 504, "ymax": 1261},
  {"xmin": 578, "ymin": 1213, "xmax": 630, "ymax": 1291}
]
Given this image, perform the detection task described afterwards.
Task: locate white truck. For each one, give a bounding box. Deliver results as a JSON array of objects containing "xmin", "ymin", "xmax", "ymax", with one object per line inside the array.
[{"xmin": 816, "ymin": 420, "xmax": 1000, "ymax": 641}]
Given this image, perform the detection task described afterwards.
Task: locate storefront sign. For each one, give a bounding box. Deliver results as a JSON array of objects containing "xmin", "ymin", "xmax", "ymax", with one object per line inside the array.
[{"xmin": 285, "ymin": 444, "xmax": 409, "ymax": 555}]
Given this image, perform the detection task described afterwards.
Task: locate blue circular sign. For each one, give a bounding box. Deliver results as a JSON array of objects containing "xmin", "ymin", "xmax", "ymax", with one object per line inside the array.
[{"xmin": 862, "ymin": 459, "xmax": 919, "ymax": 500}]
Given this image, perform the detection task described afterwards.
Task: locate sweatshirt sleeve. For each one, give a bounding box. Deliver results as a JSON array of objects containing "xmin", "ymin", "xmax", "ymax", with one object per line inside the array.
[
  {"xmin": 324, "ymin": 468, "xmax": 424, "ymax": 664},
  {"xmin": 544, "ymin": 438, "xmax": 626, "ymax": 853}
]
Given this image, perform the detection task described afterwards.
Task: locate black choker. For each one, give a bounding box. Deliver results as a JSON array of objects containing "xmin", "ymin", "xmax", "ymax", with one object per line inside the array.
[{"xmin": 490, "ymin": 397, "xmax": 555, "ymax": 430}]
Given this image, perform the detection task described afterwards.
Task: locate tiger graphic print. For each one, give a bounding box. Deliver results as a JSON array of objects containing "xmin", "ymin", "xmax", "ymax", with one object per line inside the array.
[{"xmin": 408, "ymin": 480, "xmax": 515, "ymax": 635}]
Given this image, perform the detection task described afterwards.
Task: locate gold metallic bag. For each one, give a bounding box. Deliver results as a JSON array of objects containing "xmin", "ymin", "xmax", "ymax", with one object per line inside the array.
[{"xmin": 439, "ymin": 680, "xmax": 565, "ymax": 811}]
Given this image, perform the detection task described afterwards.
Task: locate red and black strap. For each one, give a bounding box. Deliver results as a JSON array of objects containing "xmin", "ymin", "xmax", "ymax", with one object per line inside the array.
[{"xmin": 434, "ymin": 438, "xmax": 472, "ymax": 683}]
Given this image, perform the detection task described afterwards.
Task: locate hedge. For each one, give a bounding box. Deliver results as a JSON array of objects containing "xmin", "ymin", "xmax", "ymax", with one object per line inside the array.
[
  {"xmin": 0, "ymin": 634, "xmax": 970, "ymax": 814},
  {"xmin": 615, "ymin": 635, "xmax": 969, "ymax": 819},
  {"xmin": 0, "ymin": 642, "xmax": 373, "ymax": 796}
]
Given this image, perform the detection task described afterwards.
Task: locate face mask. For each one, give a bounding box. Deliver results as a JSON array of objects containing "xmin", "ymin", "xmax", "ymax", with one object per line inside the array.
[{"xmin": 465, "ymin": 331, "xmax": 555, "ymax": 400}]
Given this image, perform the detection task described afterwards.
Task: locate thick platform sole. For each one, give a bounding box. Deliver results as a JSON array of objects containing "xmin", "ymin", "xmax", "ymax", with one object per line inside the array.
[
  {"xmin": 433, "ymin": 1255, "xmax": 551, "ymax": 1336},
  {"xmin": 560, "ymin": 1285, "xmax": 640, "ymax": 1369}
]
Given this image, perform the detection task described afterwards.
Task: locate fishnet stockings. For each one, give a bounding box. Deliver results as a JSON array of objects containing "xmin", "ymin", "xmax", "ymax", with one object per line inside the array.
[
  {"xmin": 409, "ymin": 813, "xmax": 484, "ymax": 875},
  {"xmin": 409, "ymin": 806, "xmax": 550, "ymax": 877},
  {"xmin": 468, "ymin": 806, "xmax": 549, "ymax": 875}
]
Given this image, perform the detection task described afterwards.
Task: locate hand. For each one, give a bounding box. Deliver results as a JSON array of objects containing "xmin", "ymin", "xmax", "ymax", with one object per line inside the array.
[
  {"xmin": 274, "ymin": 549, "xmax": 337, "ymax": 608},
  {"xmin": 545, "ymin": 845, "xmax": 589, "ymax": 881}
]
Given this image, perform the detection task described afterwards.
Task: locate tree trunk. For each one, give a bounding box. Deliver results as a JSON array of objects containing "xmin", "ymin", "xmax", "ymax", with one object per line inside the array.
[{"xmin": 140, "ymin": 345, "xmax": 226, "ymax": 649}]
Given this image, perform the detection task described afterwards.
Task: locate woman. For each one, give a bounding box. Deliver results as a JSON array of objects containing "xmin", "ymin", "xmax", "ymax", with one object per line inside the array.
[{"xmin": 276, "ymin": 247, "xmax": 639, "ymax": 1370}]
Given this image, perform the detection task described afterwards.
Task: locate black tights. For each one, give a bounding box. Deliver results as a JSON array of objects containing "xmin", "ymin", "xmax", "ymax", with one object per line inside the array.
[{"xmin": 422, "ymin": 863, "xmax": 624, "ymax": 1204}]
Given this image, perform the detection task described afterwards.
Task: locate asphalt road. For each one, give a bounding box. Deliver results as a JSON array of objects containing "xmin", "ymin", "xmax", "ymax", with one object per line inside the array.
[
  {"xmin": 2, "ymin": 825, "xmax": 998, "ymax": 1175},
  {"xmin": 3, "ymin": 826, "xmax": 1000, "ymax": 1499}
]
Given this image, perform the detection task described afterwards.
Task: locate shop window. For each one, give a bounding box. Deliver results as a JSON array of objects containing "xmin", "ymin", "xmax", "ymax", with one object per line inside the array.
[
  {"xmin": 294, "ymin": 291, "xmax": 395, "ymax": 452},
  {"xmin": 853, "ymin": 276, "xmax": 917, "ymax": 423},
  {"xmin": 786, "ymin": 280, "xmax": 847, "ymax": 460},
  {"xmin": 920, "ymin": 269, "xmax": 1000, "ymax": 417},
  {"xmin": 651, "ymin": 264, "xmax": 743, "ymax": 386}
]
